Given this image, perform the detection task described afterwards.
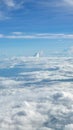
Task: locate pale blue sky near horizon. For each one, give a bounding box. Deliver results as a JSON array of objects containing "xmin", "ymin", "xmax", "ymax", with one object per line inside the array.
[{"xmin": 0, "ymin": 0, "xmax": 73, "ymax": 56}]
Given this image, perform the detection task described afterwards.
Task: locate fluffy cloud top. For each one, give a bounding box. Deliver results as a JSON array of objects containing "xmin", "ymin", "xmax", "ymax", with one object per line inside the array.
[{"xmin": 0, "ymin": 56, "xmax": 73, "ymax": 130}]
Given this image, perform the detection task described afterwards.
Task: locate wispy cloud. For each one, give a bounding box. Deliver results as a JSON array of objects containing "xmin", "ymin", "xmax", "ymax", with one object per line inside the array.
[
  {"xmin": 64, "ymin": 0, "xmax": 73, "ymax": 6},
  {"xmin": 3, "ymin": 0, "xmax": 15, "ymax": 8},
  {"xmin": 0, "ymin": 0, "xmax": 31, "ymax": 20},
  {"xmin": 0, "ymin": 11, "xmax": 9, "ymax": 20},
  {"xmin": 36, "ymin": 0, "xmax": 73, "ymax": 8},
  {"xmin": 0, "ymin": 0, "xmax": 73, "ymax": 20},
  {"xmin": 0, "ymin": 34, "xmax": 4, "ymax": 38},
  {"xmin": 12, "ymin": 32, "xmax": 24, "ymax": 35},
  {"xmin": 2, "ymin": 0, "xmax": 34, "ymax": 10},
  {"xmin": 1, "ymin": 32, "xmax": 73, "ymax": 39}
]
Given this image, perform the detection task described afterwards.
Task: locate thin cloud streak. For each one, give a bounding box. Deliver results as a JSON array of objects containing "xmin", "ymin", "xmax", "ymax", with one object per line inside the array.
[{"xmin": 1, "ymin": 33, "xmax": 73, "ymax": 39}]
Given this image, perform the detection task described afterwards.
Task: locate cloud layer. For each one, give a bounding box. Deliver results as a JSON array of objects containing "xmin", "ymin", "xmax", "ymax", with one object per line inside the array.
[{"xmin": 0, "ymin": 56, "xmax": 73, "ymax": 130}]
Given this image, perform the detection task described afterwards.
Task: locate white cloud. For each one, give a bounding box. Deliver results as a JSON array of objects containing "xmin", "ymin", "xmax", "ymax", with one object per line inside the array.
[
  {"xmin": 64, "ymin": 0, "xmax": 73, "ymax": 6},
  {"xmin": 0, "ymin": 34, "xmax": 4, "ymax": 38},
  {"xmin": 3, "ymin": 0, "xmax": 15, "ymax": 8},
  {"xmin": 0, "ymin": 78, "xmax": 22, "ymax": 88},
  {"xmin": 36, "ymin": 0, "xmax": 73, "ymax": 8},
  {"xmin": 0, "ymin": 56, "xmax": 73, "ymax": 129},
  {"xmin": 67, "ymin": 46, "xmax": 73, "ymax": 55},
  {"xmin": 2, "ymin": 0, "xmax": 32, "ymax": 10},
  {"xmin": 5, "ymin": 34, "xmax": 35, "ymax": 39},
  {"xmin": 0, "ymin": 0, "xmax": 73, "ymax": 21},
  {"xmin": 12, "ymin": 32, "xmax": 24, "ymax": 35},
  {"xmin": 0, "ymin": 11, "xmax": 9, "ymax": 20},
  {"xmin": 65, "ymin": 124, "xmax": 73, "ymax": 130},
  {"xmin": 0, "ymin": 32, "xmax": 73, "ymax": 39}
]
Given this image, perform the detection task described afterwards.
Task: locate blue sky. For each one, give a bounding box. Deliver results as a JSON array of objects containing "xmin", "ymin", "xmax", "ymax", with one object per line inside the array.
[{"xmin": 0, "ymin": 0, "xmax": 73, "ymax": 56}]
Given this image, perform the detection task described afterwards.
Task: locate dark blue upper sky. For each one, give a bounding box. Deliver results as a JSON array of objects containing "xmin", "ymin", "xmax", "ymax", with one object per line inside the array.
[{"xmin": 0, "ymin": 0, "xmax": 73, "ymax": 56}]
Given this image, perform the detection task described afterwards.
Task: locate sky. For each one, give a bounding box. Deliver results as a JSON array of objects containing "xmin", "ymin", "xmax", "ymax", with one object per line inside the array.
[{"xmin": 0, "ymin": 0, "xmax": 73, "ymax": 56}]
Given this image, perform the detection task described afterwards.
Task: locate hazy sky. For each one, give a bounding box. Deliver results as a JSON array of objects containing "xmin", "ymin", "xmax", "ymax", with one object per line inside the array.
[{"xmin": 0, "ymin": 0, "xmax": 73, "ymax": 56}]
